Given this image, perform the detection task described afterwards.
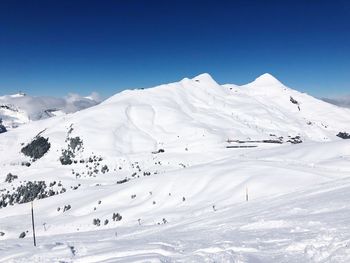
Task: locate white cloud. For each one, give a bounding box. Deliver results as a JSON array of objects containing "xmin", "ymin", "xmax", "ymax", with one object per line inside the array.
[
  {"xmin": 322, "ymin": 95, "xmax": 350, "ymax": 108},
  {"xmin": 0, "ymin": 92, "xmax": 102, "ymax": 121}
]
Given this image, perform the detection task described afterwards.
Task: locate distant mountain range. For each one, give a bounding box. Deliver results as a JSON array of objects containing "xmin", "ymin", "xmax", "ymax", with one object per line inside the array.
[{"xmin": 0, "ymin": 92, "xmax": 100, "ymax": 129}]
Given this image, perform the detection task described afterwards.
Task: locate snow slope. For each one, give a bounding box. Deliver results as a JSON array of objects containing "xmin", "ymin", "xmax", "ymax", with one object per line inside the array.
[
  {"xmin": 2, "ymin": 176, "xmax": 350, "ymax": 262},
  {"xmin": 0, "ymin": 73, "xmax": 350, "ymax": 262}
]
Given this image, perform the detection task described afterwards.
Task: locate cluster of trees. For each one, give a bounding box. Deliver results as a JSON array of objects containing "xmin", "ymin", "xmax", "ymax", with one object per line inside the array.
[
  {"xmin": 21, "ymin": 136, "xmax": 51, "ymax": 161},
  {"xmin": 0, "ymin": 181, "xmax": 66, "ymax": 208},
  {"xmin": 93, "ymin": 212, "xmax": 122, "ymax": 227},
  {"xmin": 337, "ymin": 132, "xmax": 350, "ymax": 139}
]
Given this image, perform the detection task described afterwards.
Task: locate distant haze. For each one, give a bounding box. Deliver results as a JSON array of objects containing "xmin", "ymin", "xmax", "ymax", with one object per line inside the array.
[
  {"xmin": 322, "ymin": 96, "xmax": 350, "ymax": 108},
  {"xmin": 0, "ymin": 92, "xmax": 101, "ymax": 120}
]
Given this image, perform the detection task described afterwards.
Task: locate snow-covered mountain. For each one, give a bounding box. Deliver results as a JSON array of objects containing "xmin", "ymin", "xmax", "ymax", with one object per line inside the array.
[
  {"xmin": 0, "ymin": 92, "xmax": 100, "ymax": 130},
  {"xmin": 1, "ymin": 73, "xmax": 350, "ymax": 262}
]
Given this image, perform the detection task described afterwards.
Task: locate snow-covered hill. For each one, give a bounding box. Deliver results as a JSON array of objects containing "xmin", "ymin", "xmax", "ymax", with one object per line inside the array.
[
  {"xmin": 0, "ymin": 73, "xmax": 350, "ymax": 262},
  {"xmin": 0, "ymin": 93, "xmax": 100, "ymax": 130}
]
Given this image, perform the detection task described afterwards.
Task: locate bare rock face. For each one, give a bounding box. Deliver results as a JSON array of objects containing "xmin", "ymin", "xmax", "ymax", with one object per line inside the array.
[{"xmin": 290, "ymin": 96, "xmax": 299, "ymax": 105}]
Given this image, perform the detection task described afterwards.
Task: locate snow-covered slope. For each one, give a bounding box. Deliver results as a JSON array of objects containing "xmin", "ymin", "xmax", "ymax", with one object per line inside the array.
[
  {"xmin": 0, "ymin": 73, "xmax": 350, "ymax": 262},
  {"xmin": 0, "ymin": 93, "xmax": 100, "ymax": 130}
]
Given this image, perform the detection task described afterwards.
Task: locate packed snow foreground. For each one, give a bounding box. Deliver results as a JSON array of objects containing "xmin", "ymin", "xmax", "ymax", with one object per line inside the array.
[{"xmin": 0, "ymin": 73, "xmax": 350, "ymax": 262}]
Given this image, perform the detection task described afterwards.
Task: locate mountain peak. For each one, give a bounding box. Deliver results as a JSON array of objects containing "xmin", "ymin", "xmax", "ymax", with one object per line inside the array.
[
  {"xmin": 251, "ymin": 73, "xmax": 283, "ymax": 86},
  {"xmin": 10, "ymin": 92, "xmax": 26, "ymax": 98},
  {"xmin": 192, "ymin": 73, "xmax": 218, "ymax": 85}
]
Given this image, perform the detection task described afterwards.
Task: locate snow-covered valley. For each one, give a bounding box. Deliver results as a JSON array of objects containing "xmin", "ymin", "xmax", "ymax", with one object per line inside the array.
[{"xmin": 0, "ymin": 73, "xmax": 350, "ymax": 262}]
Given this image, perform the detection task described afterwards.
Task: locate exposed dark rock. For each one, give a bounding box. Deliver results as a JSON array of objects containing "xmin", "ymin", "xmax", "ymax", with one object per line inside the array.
[
  {"xmin": 0, "ymin": 105, "xmax": 17, "ymax": 111},
  {"xmin": 19, "ymin": 232, "xmax": 26, "ymax": 238},
  {"xmin": 290, "ymin": 96, "xmax": 299, "ymax": 105}
]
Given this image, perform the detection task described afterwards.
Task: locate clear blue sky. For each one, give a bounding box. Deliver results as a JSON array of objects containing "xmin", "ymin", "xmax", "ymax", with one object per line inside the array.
[{"xmin": 0, "ymin": 0, "xmax": 349, "ymax": 98}]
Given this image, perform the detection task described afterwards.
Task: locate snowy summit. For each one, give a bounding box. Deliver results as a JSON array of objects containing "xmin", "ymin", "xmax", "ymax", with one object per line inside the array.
[{"xmin": 0, "ymin": 73, "xmax": 350, "ymax": 262}]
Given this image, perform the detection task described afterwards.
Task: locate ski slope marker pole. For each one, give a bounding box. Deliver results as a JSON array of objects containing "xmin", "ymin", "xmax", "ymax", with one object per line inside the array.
[{"xmin": 31, "ymin": 201, "xmax": 37, "ymax": 247}]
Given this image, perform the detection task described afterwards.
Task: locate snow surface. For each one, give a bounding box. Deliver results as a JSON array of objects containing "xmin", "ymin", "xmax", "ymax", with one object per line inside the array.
[{"xmin": 0, "ymin": 73, "xmax": 350, "ymax": 262}]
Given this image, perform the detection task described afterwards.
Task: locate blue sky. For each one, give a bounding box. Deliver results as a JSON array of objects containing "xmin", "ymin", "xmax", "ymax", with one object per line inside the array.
[{"xmin": 0, "ymin": 0, "xmax": 349, "ymax": 98}]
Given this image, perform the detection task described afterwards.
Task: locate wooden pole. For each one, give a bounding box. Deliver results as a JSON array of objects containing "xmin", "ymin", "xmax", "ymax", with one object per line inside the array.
[{"xmin": 31, "ymin": 201, "xmax": 37, "ymax": 247}]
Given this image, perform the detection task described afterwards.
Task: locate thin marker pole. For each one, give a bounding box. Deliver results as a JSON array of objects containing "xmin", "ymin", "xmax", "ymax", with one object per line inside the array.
[
  {"xmin": 31, "ymin": 201, "xmax": 37, "ymax": 246},
  {"xmin": 246, "ymin": 187, "xmax": 249, "ymax": 202}
]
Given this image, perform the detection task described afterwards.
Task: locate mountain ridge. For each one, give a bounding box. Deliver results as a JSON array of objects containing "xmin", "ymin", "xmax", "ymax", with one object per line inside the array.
[
  {"xmin": 1, "ymin": 73, "xmax": 350, "ymax": 262},
  {"xmin": 0, "ymin": 73, "xmax": 349, "ymax": 165}
]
